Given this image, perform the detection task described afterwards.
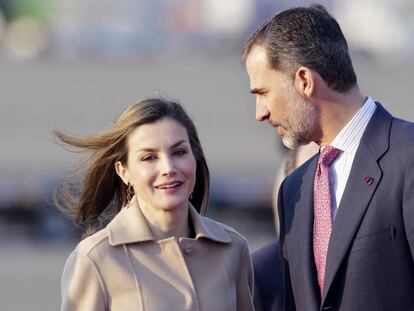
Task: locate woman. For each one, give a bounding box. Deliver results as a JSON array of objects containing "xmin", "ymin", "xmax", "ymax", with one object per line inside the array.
[{"xmin": 56, "ymin": 97, "xmax": 254, "ymax": 311}]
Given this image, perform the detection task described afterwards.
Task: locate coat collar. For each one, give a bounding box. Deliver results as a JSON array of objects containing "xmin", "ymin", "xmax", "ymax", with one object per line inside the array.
[{"xmin": 107, "ymin": 196, "xmax": 231, "ymax": 246}]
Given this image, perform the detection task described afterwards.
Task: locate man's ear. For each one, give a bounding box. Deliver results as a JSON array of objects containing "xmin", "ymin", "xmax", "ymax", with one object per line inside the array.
[
  {"xmin": 115, "ymin": 161, "xmax": 129, "ymax": 185},
  {"xmin": 294, "ymin": 66, "xmax": 315, "ymax": 98}
]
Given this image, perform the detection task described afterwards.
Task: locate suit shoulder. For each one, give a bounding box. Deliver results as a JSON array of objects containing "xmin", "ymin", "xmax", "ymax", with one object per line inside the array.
[{"xmin": 391, "ymin": 117, "xmax": 414, "ymax": 146}]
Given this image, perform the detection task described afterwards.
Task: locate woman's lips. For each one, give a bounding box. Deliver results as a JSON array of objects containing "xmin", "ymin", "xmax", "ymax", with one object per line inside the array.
[{"xmin": 155, "ymin": 181, "xmax": 183, "ymax": 193}]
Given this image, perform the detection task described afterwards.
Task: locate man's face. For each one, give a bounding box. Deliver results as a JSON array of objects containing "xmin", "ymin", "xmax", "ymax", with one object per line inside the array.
[{"xmin": 245, "ymin": 44, "xmax": 318, "ymax": 149}]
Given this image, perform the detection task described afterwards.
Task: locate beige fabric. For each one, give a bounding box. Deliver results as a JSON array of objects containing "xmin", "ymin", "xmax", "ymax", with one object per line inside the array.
[{"xmin": 61, "ymin": 198, "xmax": 254, "ymax": 311}]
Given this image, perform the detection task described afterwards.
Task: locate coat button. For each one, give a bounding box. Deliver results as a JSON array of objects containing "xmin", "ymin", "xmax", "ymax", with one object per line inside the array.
[
  {"xmin": 322, "ymin": 306, "xmax": 332, "ymax": 310},
  {"xmin": 183, "ymin": 246, "xmax": 192, "ymax": 255}
]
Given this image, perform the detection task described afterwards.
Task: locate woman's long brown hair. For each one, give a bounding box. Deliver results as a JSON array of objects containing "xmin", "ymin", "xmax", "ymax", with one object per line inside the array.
[{"xmin": 54, "ymin": 97, "xmax": 210, "ymax": 236}]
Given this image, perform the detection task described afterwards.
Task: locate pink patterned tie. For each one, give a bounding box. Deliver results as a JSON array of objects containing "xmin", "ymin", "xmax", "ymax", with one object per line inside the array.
[{"xmin": 313, "ymin": 146, "xmax": 341, "ymax": 295}]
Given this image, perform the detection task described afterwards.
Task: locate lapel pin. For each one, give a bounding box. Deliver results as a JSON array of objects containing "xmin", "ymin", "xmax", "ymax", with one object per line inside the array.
[{"xmin": 364, "ymin": 176, "xmax": 374, "ymax": 185}]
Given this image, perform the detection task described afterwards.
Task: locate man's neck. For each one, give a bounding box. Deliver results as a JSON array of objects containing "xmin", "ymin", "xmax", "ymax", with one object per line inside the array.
[{"xmin": 316, "ymin": 86, "xmax": 366, "ymax": 146}]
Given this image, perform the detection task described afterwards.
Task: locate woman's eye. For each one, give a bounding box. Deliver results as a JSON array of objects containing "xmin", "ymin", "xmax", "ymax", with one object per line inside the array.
[
  {"xmin": 141, "ymin": 155, "xmax": 157, "ymax": 161},
  {"xmin": 173, "ymin": 149, "xmax": 187, "ymax": 156}
]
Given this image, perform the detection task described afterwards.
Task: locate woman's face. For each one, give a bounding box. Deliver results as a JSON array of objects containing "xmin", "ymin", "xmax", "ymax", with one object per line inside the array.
[{"xmin": 116, "ymin": 117, "xmax": 196, "ymax": 213}]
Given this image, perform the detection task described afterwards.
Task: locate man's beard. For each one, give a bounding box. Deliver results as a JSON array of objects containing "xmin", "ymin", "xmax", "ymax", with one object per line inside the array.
[{"xmin": 281, "ymin": 85, "xmax": 319, "ymax": 149}]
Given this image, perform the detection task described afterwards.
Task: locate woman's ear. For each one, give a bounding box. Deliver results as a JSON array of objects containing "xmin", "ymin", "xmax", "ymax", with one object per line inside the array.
[
  {"xmin": 294, "ymin": 66, "xmax": 315, "ymax": 98},
  {"xmin": 115, "ymin": 161, "xmax": 129, "ymax": 185}
]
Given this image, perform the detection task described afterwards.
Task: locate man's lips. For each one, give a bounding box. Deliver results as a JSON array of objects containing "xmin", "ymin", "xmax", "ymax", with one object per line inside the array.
[{"xmin": 268, "ymin": 120, "xmax": 280, "ymax": 128}]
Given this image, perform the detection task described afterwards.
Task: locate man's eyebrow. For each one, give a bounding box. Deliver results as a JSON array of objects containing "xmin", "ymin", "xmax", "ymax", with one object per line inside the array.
[{"xmin": 250, "ymin": 88, "xmax": 265, "ymax": 94}]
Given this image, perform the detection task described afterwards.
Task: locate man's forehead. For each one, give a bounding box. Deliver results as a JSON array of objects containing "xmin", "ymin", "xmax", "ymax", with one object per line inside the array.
[
  {"xmin": 246, "ymin": 45, "xmax": 269, "ymax": 68},
  {"xmin": 246, "ymin": 51, "xmax": 278, "ymax": 87}
]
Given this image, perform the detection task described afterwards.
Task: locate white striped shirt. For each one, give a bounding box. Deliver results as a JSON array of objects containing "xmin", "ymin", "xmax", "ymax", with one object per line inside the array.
[{"xmin": 328, "ymin": 96, "xmax": 377, "ymax": 219}]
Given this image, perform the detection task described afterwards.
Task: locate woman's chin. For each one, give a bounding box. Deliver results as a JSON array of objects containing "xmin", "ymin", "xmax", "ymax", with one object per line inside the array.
[{"xmin": 158, "ymin": 200, "xmax": 189, "ymax": 213}]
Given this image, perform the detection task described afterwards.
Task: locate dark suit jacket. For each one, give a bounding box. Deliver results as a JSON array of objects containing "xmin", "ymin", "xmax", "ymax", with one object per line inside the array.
[
  {"xmin": 278, "ymin": 104, "xmax": 414, "ymax": 310},
  {"xmin": 252, "ymin": 242, "xmax": 284, "ymax": 311}
]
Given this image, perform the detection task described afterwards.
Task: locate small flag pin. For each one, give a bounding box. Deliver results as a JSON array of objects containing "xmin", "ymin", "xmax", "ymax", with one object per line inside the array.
[{"xmin": 364, "ymin": 176, "xmax": 374, "ymax": 185}]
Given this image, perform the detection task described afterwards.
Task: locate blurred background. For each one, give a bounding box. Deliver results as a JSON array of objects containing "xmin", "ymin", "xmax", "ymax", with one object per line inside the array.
[{"xmin": 0, "ymin": 0, "xmax": 413, "ymax": 310}]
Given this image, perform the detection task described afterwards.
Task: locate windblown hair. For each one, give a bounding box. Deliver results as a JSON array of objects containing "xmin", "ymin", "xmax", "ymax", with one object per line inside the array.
[
  {"xmin": 54, "ymin": 97, "xmax": 210, "ymax": 236},
  {"xmin": 242, "ymin": 4, "xmax": 357, "ymax": 92}
]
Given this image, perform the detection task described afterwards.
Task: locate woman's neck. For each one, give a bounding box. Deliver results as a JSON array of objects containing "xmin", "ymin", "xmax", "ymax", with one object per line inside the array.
[{"xmin": 139, "ymin": 202, "xmax": 190, "ymax": 240}]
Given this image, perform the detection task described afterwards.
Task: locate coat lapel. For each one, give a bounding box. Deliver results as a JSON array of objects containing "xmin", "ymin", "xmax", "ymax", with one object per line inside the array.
[
  {"xmin": 322, "ymin": 104, "xmax": 392, "ymax": 303},
  {"xmin": 288, "ymin": 156, "xmax": 321, "ymax": 307}
]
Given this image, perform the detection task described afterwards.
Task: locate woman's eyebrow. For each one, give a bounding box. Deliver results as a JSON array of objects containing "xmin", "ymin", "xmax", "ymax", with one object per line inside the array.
[{"xmin": 135, "ymin": 140, "xmax": 188, "ymax": 153}]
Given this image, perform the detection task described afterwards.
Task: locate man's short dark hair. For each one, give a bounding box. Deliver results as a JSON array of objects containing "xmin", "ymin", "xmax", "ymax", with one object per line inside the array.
[{"xmin": 243, "ymin": 4, "xmax": 357, "ymax": 93}]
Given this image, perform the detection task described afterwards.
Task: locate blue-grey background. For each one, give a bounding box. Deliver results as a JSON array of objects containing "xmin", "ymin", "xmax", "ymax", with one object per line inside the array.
[{"xmin": 0, "ymin": 1, "xmax": 413, "ymax": 310}]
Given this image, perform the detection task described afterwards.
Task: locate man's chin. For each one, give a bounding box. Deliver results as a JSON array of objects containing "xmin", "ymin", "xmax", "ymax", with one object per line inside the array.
[
  {"xmin": 281, "ymin": 132, "xmax": 309, "ymax": 150},
  {"xmin": 283, "ymin": 134, "xmax": 314, "ymax": 150},
  {"xmin": 281, "ymin": 135, "xmax": 296, "ymax": 150}
]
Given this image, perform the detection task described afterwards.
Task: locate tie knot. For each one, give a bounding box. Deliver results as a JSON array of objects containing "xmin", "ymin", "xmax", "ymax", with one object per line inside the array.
[{"xmin": 318, "ymin": 146, "xmax": 341, "ymax": 167}]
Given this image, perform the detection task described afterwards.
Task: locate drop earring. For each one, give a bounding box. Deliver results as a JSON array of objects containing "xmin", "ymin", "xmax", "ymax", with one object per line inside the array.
[{"xmin": 126, "ymin": 182, "xmax": 133, "ymax": 206}]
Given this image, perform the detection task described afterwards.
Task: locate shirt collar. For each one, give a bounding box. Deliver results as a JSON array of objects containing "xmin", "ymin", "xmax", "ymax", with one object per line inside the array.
[
  {"xmin": 107, "ymin": 196, "xmax": 231, "ymax": 246},
  {"xmin": 330, "ymin": 96, "xmax": 377, "ymax": 154}
]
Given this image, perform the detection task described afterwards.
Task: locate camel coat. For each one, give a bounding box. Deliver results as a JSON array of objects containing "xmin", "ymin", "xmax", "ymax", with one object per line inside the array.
[{"xmin": 61, "ymin": 200, "xmax": 254, "ymax": 311}]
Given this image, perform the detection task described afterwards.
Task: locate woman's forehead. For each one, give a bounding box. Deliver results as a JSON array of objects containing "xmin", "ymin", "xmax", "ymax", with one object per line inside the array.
[{"xmin": 127, "ymin": 118, "xmax": 190, "ymax": 151}]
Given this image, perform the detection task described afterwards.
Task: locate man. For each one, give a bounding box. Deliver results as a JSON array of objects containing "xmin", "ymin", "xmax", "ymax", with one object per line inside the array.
[{"xmin": 243, "ymin": 4, "xmax": 414, "ymax": 310}]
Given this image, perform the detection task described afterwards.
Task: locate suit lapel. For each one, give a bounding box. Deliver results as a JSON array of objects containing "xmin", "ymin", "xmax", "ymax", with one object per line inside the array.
[
  {"xmin": 289, "ymin": 156, "xmax": 321, "ymax": 307},
  {"xmin": 322, "ymin": 143, "xmax": 382, "ymax": 301},
  {"xmin": 322, "ymin": 104, "xmax": 392, "ymax": 303}
]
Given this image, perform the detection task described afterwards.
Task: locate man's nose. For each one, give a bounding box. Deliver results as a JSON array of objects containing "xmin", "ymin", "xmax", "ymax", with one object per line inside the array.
[{"xmin": 256, "ymin": 100, "xmax": 270, "ymax": 121}]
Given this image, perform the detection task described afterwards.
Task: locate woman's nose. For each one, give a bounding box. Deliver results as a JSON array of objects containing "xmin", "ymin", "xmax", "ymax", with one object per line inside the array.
[{"xmin": 160, "ymin": 157, "xmax": 176, "ymax": 177}]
